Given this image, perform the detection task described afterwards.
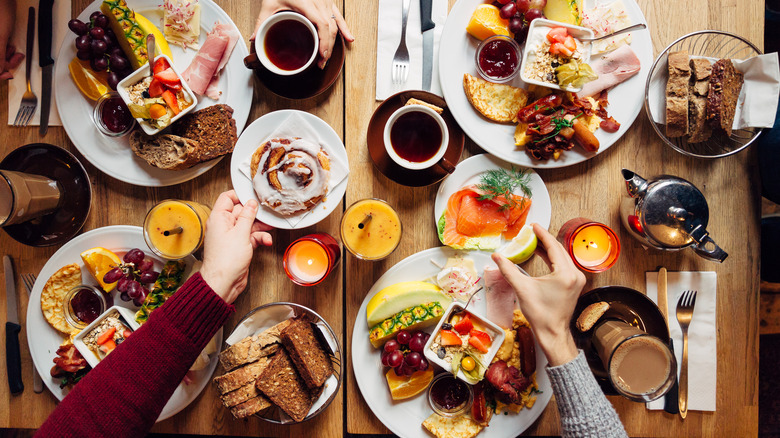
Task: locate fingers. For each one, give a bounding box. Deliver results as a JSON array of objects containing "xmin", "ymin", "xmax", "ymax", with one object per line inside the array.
[
  {"xmin": 212, "ymin": 190, "xmax": 239, "ymax": 213},
  {"xmin": 315, "ymin": 16, "xmax": 334, "ymax": 69},
  {"xmin": 251, "ymin": 9, "xmax": 275, "ymax": 40},
  {"xmin": 234, "ymin": 199, "xmax": 259, "ymax": 234},
  {"xmin": 7, "ymin": 51, "xmax": 23, "ymax": 70},
  {"xmin": 332, "ymin": 4, "xmax": 354, "ymax": 42},
  {"xmin": 250, "ymin": 231, "xmax": 273, "ymax": 248},
  {"xmin": 531, "ymin": 223, "xmax": 571, "ymax": 270},
  {"xmin": 491, "ymin": 253, "xmax": 530, "ymax": 294},
  {"xmin": 251, "ymin": 220, "xmax": 274, "ymax": 233}
]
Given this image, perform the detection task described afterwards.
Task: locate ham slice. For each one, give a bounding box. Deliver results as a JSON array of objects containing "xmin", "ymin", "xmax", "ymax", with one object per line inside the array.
[
  {"xmin": 484, "ymin": 267, "xmax": 519, "ymax": 329},
  {"xmin": 182, "ymin": 22, "xmax": 240, "ymax": 98},
  {"xmin": 576, "ymin": 45, "xmax": 641, "ymax": 98}
]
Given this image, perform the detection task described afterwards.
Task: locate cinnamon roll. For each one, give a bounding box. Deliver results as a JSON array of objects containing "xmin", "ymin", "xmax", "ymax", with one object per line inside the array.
[{"xmin": 250, "ymin": 137, "xmax": 331, "ymax": 216}]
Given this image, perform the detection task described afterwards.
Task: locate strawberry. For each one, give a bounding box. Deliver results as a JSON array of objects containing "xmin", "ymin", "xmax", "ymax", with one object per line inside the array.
[
  {"xmin": 162, "ymin": 89, "xmax": 180, "ymax": 115},
  {"xmin": 96, "ymin": 327, "xmax": 116, "ymax": 345},
  {"xmin": 153, "ymin": 57, "xmax": 170, "ymax": 75},
  {"xmin": 469, "ymin": 329, "xmax": 492, "ymax": 347},
  {"xmin": 563, "ymin": 35, "xmax": 577, "ymax": 52},
  {"xmin": 439, "ymin": 330, "xmax": 462, "ymax": 346},
  {"xmin": 550, "ymin": 42, "xmax": 573, "ymax": 57},
  {"xmin": 153, "ymin": 68, "xmax": 181, "ymax": 88},
  {"xmin": 148, "ymin": 78, "xmax": 165, "ymax": 98},
  {"xmin": 546, "ymin": 27, "xmax": 569, "ymax": 43},
  {"xmin": 453, "ymin": 313, "xmax": 474, "ymax": 335},
  {"xmin": 469, "ymin": 336, "xmax": 490, "ymax": 354}
]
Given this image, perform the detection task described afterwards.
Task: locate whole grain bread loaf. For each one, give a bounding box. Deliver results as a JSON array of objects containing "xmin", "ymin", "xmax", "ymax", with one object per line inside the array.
[
  {"xmin": 665, "ymin": 51, "xmax": 691, "ymax": 137},
  {"xmin": 705, "ymin": 59, "xmax": 744, "ymax": 136},
  {"xmin": 129, "ymin": 132, "xmax": 202, "ymax": 170},
  {"xmin": 688, "ymin": 58, "xmax": 713, "ymax": 143},
  {"xmin": 172, "ymin": 104, "xmax": 237, "ymax": 161},
  {"xmin": 280, "ymin": 317, "xmax": 332, "ymax": 389},
  {"xmin": 255, "ymin": 350, "xmax": 312, "ymax": 422}
]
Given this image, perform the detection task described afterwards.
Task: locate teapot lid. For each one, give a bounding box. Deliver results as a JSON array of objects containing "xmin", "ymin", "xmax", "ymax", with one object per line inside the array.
[{"xmin": 639, "ymin": 176, "xmax": 709, "ymax": 248}]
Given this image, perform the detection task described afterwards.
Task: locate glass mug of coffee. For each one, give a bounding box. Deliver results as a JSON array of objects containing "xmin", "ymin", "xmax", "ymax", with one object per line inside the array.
[
  {"xmin": 243, "ymin": 11, "xmax": 319, "ymax": 75},
  {"xmin": 592, "ymin": 320, "xmax": 677, "ymax": 402},
  {"xmin": 383, "ymin": 105, "xmax": 455, "ymax": 173},
  {"xmin": 0, "ymin": 170, "xmax": 61, "ymax": 227}
]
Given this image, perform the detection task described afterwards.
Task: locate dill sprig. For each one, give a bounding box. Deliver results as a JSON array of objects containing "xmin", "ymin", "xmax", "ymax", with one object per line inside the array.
[{"xmin": 475, "ymin": 167, "xmax": 533, "ymax": 211}]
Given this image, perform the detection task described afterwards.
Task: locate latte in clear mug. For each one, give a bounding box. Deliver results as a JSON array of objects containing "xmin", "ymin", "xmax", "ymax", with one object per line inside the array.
[{"xmin": 0, "ymin": 170, "xmax": 61, "ymax": 226}]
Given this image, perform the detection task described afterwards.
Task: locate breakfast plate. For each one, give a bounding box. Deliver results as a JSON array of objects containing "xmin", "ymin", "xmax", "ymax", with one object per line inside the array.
[
  {"xmin": 54, "ymin": 0, "xmax": 252, "ymax": 187},
  {"xmin": 229, "ymin": 109, "xmax": 349, "ymax": 230},
  {"xmin": 434, "ymin": 154, "xmax": 552, "ymax": 242},
  {"xmin": 438, "ymin": 0, "xmax": 653, "ymax": 168},
  {"xmin": 352, "ymin": 247, "xmax": 552, "ymax": 438},
  {"xmin": 25, "ymin": 225, "xmax": 221, "ymax": 422}
]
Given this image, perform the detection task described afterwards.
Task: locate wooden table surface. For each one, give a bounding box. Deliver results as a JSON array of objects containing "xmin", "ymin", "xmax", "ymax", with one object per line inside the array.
[{"xmin": 0, "ymin": 0, "xmax": 762, "ymax": 436}]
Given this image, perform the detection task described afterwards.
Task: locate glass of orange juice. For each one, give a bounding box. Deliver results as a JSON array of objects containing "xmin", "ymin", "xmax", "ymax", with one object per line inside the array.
[
  {"xmin": 283, "ymin": 233, "xmax": 341, "ymax": 286},
  {"xmin": 558, "ymin": 217, "xmax": 620, "ymax": 273},
  {"xmin": 340, "ymin": 198, "xmax": 402, "ymax": 261},
  {"xmin": 143, "ymin": 199, "xmax": 211, "ymax": 260}
]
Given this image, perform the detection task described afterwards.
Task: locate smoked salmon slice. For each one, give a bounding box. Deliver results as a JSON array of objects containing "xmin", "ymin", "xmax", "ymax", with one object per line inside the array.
[{"xmin": 439, "ymin": 186, "xmax": 531, "ymax": 250}]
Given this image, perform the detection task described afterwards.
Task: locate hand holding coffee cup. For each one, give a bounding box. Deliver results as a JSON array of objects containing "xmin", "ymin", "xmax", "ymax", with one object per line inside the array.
[
  {"xmin": 0, "ymin": 170, "xmax": 61, "ymax": 227},
  {"xmin": 245, "ymin": 12, "xmax": 320, "ymax": 75},
  {"xmin": 383, "ymin": 105, "xmax": 455, "ymax": 173}
]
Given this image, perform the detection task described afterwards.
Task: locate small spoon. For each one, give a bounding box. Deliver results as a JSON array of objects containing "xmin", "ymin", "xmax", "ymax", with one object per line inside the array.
[
  {"xmin": 578, "ymin": 23, "xmax": 646, "ymax": 42},
  {"xmin": 146, "ymin": 33, "xmax": 156, "ymax": 76},
  {"xmin": 453, "ymin": 286, "xmax": 484, "ymax": 314}
]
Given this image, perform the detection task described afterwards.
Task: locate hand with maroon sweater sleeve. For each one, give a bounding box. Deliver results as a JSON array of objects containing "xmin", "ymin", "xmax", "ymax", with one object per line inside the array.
[{"xmin": 36, "ymin": 191, "xmax": 273, "ymax": 438}]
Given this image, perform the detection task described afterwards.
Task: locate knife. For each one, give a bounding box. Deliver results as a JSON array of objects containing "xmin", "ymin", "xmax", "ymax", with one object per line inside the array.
[
  {"xmin": 658, "ymin": 267, "xmax": 679, "ymax": 414},
  {"xmin": 419, "ymin": 0, "xmax": 434, "ymax": 91},
  {"xmin": 4, "ymin": 256, "xmax": 23, "ymax": 394},
  {"xmin": 38, "ymin": 0, "xmax": 55, "ymax": 136},
  {"xmin": 22, "ymin": 276, "xmax": 43, "ymax": 393}
]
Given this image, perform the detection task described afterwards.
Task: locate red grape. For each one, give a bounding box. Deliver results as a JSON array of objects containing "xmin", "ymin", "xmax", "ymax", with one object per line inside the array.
[
  {"xmin": 89, "ymin": 11, "xmax": 102, "ymax": 22},
  {"xmin": 120, "ymin": 292, "xmax": 130, "ymax": 302},
  {"xmin": 384, "ymin": 339, "xmax": 399, "ymax": 353},
  {"xmin": 388, "ymin": 350, "xmax": 404, "ymax": 368},
  {"xmin": 508, "ymin": 16, "xmax": 525, "ymax": 34},
  {"xmin": 137, "ymin": 258, "xmax": 153, "ymax": 272},
  {"xmin": 396, "ymin": 330, "xmax": 411, "ymax": 345},
  {"xmin": 103, "ymin": 267, "xmax": 124, "ymax": 284},
  {"xmin": 496, "ymin": 0, "xmax": 512, "ymax": 4},
  {"xmin": 69, "ymin": 19, "xmax": 88, "ymax": 36},
  {"xmin": 93, "ymin": 13, "xmax": 109, "ymax": 29},
  {"xmin": 75, "ymin": 35, "xmax": 90, "ymax": 51},
  {"xmin": 381, "ymin": 351, "xmax": 390, "ymax": 367},
  {"xmin": 124, "ymin": 248, "xmax": 145, "ymax": 265},
  {"xmin": 133, "ymin": 296, "xmax": 145, "ymax": 307},
  {"xmin": 139, "ymin": 270, "xmax": 159, "ymax": 284},
  {"xmin": 405, "ymin": 352, "xmax": 422, "ymax": 368},
  {"xmin": 409, "ymin": 336, "xmax": 425, "ymax": 353},
  {"xmin": 525, "ymin": 8, "xmax": 544, "ymax": 21},
  {"xmin": 116, "ymin": 276, "xmax": 130, "ymax": 292},
  {"xmin": 403, "ymin": 364, "xmax": 415, "ymax": 376},
  {"xmin": 529, "ymin": 0, "xmax": 547, "ymax": 8},
  {"xmin": 91, "ymin": 39, "xmax": 107, "ymax": 55},
  {"xmin": 514, "ymin": 19, "xmax": 530, "ymax": 43},
  {"xmin": 515, "ymin": 0, "xmax": 531, "ymax": 13},
  {"xmin": 127, "ymin": 280, "xmax": 143, "ymax": 299},
  {"xmin": 394, "ymin": 365, "xmax": 404, "ymax": 376},
  {"xmin": 418, "ymin": 357, "xmax": 429, "ymax": 371},
  {"xmin": 90, "ymin": 56, "xmax": 108, "ymax": 72},
  {"xmin": 89, "ymin": 27, "xmax": 105, "ymax": 39},
  {"xmin": 500, "ymin": 2, "xmax": 517, "ymax": 19},
  {"xmin": 76, "ymin": 49, "xmax": 91, "ymax": 61}
]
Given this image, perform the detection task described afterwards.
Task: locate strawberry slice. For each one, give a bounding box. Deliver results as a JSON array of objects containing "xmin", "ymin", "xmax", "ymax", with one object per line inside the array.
[
  {"xmin": 439, "ymin": 329, "xmax": 462, "ymax": 346},
  {"xmin": 550, "ymin": 42, "xmax": 573, "ymax": 57},
  {"xmin": 468, "ymin": 336, "xmax": 490, "ymax": 354},
  {"xmin": 96, "ymin": 327, "xmax": 116, "ymax": 345},
  {"xmin": 153, "ymin": 57, "xmax": 171, "ymax": 75},
  {"xmin": 453, "ymin": 314, "xmax": 473, "ymax": 335},
  {"xmin": 162, "ymin": 89, "xmax": 180, "ymax": 115},
  {"xmin": 148, "ymin": 78, "xmax": 165, "ymax": 97},
  {"xmin": 153, "ymin": 68, "xmax": 181, "ymax": 88},
  {"xmin": 469, "ymin": 329, "xmax": 492, "ymax": 347},
  {"xmin": 99, "ymin": 339, "xmax": 117, "ymax": 354},
  {"xmin": 563, "ymin": 35, "xmax": 577, "ymax": 52},
  {"xmin": 546, "ymin": 27, "xmax": 569, "ymax": 43}
]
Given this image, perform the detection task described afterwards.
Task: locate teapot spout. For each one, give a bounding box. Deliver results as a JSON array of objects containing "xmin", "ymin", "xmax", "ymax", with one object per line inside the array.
[{"xmin": 622, "ymin": 169, "xmax": 648, "ymax": 198}]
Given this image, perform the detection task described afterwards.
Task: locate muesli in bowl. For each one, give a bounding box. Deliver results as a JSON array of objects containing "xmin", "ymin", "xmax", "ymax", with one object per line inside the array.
[{"xmin": 521, "ymin": 18, "xmax": 596, "ymax": 92}]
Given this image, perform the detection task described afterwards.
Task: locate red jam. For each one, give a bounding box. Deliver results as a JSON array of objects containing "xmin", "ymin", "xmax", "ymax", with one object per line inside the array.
[
  {"xmin": 101, "ymin": 97, "xmax": 133, "ymax": 133},
  {"xmin": 430, "ymin": 375, "xmax": 470, "ymax": 411},
  {"xmin": 478, "ymin": 38, "xmax": 519, "ymax": 79},
  {"xmin": 71, "ymin": 288, "xmax": 103, "ymax": 324}
]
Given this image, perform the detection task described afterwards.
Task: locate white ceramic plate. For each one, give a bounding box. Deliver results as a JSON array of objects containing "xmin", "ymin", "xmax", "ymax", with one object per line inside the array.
[
  {"xmin": 438, "ymin": 0, "xmax": 653, "ymax": 168},
  {"xmin": 351, "ymin": 247, "xmax": 552, "ymax": 438},
  {"xmin": 25, "ymin": 225, "xmax": 221, "ymax": 422},
  {"xmin": 434, "ymin": 154, "xmax": 552, "ymax": 247},
  {"xmin": 229, "ymin": 110, "xmax": 349, "ymax": 230},
  {"xmin": 54, "ymin": 0, "xmax": 253, "ymax": 186}
]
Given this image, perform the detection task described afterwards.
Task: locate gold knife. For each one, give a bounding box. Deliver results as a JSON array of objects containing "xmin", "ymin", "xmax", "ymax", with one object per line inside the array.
[{"xmin": 658, "ymin": 268, "xmax": 679, "ymax": 414}]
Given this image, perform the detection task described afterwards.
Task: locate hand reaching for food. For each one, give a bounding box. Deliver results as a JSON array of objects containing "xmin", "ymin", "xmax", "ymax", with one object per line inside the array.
[
  {"xmin": 251, "ymin": 0, "xmax": 355, "ymax": 69},
  {"xmin": 0, "ymin": 0, "xmax": 24, "ymax": 80},
  {"xmin": 491, "ymin": 223, "xmax": 585, "ymax": 366},
  {"xmin": 200, "ymin": 190, "xmax": 273, "ymax": 304}
]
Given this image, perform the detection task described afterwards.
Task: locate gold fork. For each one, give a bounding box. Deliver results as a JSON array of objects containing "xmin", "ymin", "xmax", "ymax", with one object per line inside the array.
[
  {"xmin": 675, "ymin": 289, "xmax": 697, "ymax": 419},
  {"xmin": 13, "ymin": 7, "xmax": 37, "ymax": 127}
]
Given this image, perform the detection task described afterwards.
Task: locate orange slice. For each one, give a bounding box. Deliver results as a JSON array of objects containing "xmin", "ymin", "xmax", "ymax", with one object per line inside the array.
[
  {"xmin": 68, "ymin": 58, "xmax": 110, "ymax": 101},
  {"xmin": 385, "ymin": 367, "xmax": 434, "ymax": 400},
  {"xmin": 466, "ymin": 4, "xmax": 511, "ymax": 41},
  {"xmin": 80, "ymin": 247, "xmax": 122, "ymax": 292}
]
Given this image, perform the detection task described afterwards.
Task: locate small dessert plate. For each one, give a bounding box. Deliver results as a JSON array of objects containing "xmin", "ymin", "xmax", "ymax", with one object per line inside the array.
[{"xmin": 367, "ymin": 90, "xmax": 465, "ymax": 187}]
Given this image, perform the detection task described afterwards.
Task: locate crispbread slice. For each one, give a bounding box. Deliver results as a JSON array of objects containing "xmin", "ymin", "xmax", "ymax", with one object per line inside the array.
[
  {"xmin": 41, "ymin": 264, "xmax": 82, "ymax": 335},
  {"xmin": 213, "ymin": 356, "xmax": 271, "ymax": 394},
  {"xmin": 463, "ymin": 73, "xmax": 528, "ymax": 123},
  {"xmin": 172, "ymin": 104, "xmax": 237, "ymax": 161}
]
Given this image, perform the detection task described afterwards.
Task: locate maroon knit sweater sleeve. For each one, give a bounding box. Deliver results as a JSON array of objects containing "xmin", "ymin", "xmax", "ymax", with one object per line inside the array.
[{"xmin": 36, "ymin": 273, "xmax": 233, "ymax": 438}]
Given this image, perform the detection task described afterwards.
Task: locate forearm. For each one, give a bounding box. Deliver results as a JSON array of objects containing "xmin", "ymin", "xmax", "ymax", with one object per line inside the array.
[
  {"xmin": 546, "ymin": 350, "xmax": 628, "ymax": 438},
  {"xmin": 37, "ymin": 273, "xmax": 233, "ymax": 438}
]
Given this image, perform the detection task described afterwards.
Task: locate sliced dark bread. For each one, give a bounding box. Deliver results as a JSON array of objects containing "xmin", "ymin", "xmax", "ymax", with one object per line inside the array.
[
  {"xmin": 665, "ymin": 51, "xmax": 690, "ymax": 138},
  {"xmin": 255, "ymin": 350, "xmax": 312, "ymax": 422},
  {"xmin": 129, "ymin": 132, "xmax": 202, "ymax": 170},
  {"xmin": 688, "ymin": 58, "xmax": 713, "ymax": 143},
  {"xmin": 280, "ymin": 316, "xmax": 332, "ymax": 389},
  {"xmin": 172, "ymin": 104, "xmax": 237, "ymax": 161},
  {"xmin": 213, "ymin": 356, "xmax": 271, "ymax": 394},
  {"xmin": 229, "ymin": 395, "xmax": 272, "ymax": 419},
  {"xmin": 705, "ymin": 59, "xmax": 744, "ymax": 136},
  {"xmin": 218, "ymin": 319, "xmax": 291, "ymax": 371}
]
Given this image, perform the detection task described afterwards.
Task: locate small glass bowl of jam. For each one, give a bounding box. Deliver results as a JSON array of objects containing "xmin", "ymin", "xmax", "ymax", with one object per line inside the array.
[
  {"xmin": 475, "ymin": 35, "xmax": 521, "ymax": 83},
  {"xmin": 64, "ymin": 285, "xmax": 107, "ymax": 330},
  {"xmin": 93, "ymin": 91, "xmax": 135, "ymax": 137},
  {"xmin": 427, "ymin": 373, "xmax": 474, "ymax": 417}
]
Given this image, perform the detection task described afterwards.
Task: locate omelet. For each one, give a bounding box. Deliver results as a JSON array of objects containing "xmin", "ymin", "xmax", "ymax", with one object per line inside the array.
[{"xmin": 422, "ymin": 413, "xmax": 483, "ymax": 438}]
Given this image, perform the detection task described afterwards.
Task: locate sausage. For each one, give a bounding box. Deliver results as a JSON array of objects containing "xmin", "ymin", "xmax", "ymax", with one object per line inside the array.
[
  {"xmin": 572, "ymin": 118, "xmax": 600, "ymax": 152},
  {"xmin": 517, "ymin": 94, "xmax": 563, "ymax": 123},
  {"xmin": 516, "ymin": 326, "xmax": 536, "ymax": 377}
]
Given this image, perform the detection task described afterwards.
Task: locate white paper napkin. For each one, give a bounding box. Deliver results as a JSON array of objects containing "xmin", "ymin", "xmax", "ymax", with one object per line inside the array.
[
  {"xmin": 7, "ymin": 0, "xmax": 70, "ymax": 126},
  {"xmin": 238, "ymin": 112, "xmax": 349, "ymax": 228},
  {"xmin": 645, "ymin": 271, "xmax": 717, "ymax": 411},
  {"xmin": 648, "ymin": 53, "xmax": 780, "ymax": 130},
  {"xmin": 375, "ymin": 0, "xmax": 448, "ymax": 100}
]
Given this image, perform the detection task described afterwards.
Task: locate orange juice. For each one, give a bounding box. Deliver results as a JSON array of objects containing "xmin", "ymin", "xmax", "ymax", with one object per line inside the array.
[
  {"xmin": 340, "ymin": 199, "xmax": 402, "ymax": 260},
  {"xmin": 143, "ymin": 200, "xmax": 211, "ymax": 259}
]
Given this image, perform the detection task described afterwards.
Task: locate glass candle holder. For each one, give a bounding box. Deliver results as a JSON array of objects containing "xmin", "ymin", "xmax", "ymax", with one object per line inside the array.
[
  {"xmin": 558, "ymin": 217, "xmax": 620, "ymax": 273},
  {"xmin": 283, "ymin": 233, "xmax": 341, "ymax": 286}
]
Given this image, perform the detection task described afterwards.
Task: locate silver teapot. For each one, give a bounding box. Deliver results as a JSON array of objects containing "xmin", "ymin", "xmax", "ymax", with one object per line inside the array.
[{"xmin": 619, "ymin": 169, "xmax": 727, "ymax": 262}]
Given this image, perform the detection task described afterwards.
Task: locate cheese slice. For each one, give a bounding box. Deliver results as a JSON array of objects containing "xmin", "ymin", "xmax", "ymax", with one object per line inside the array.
[{"xmin": 163, "ymin": 0, "xmax": 201, "ymax": 49}]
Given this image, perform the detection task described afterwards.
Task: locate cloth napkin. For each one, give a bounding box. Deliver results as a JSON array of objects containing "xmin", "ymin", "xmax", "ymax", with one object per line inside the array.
[
  {"xmin": 645, "ymin": 271, "xmax": 717, "ymax": 411},
  {"xmin": 7, "ymin": 0, "xmax": 70, "ymax": 126},
  {"xmin": 648, "ymin": 53, "xmax": 780, "ymax": 130},
  {"xmin": 375, "ymin": 0, "xmax": 448, "ymax": 100},
  {"xmin": 238, "ymin": 112, "xmax": 349, "ymax": 228}
]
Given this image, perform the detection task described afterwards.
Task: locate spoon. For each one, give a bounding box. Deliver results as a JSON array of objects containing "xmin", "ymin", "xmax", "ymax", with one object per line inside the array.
[
  {"xmin": 453, "ymin": 286, "xmax": 484, "ymax": 314},
  {"xmin": 578, "ymin": 23, "xmax": 646, "ymax": 42},
  {"xmin": 146, "ymin": 33, "xmax": 156, "ymax": 76}
]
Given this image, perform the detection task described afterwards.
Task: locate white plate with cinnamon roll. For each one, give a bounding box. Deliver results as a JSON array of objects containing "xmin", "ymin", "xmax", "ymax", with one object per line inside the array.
[{"xmin": 230, "ymin": 110, "xmax": 349, "ymax": 229}]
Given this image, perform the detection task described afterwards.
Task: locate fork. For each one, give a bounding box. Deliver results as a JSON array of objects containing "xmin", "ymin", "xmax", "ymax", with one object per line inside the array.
[
  {"xmin": 13, "ymin": 7, "xmax": 37, "ymax": 127},
  {"xmin": 390, "ymin": 0, "xmax": 412, "ymax": 84},
  {"xmin": 675, "ymin": 289, "xmax": 697, "ymax": 419},
  {"xmin": 21, "ymin": 273, "xmax": 43, "ymax": 393}
]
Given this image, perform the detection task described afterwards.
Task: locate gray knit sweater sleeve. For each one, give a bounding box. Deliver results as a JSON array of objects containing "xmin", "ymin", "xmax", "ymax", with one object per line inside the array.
[{"xmin": 545, "ymin": 350, "xmax": 628, "ymax": 438}]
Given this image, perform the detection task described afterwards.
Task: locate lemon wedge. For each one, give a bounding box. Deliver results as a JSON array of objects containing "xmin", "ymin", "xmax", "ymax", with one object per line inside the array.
[{"xmin": 498, "ymin": 225, "xmax": 538, "ymax": 264}]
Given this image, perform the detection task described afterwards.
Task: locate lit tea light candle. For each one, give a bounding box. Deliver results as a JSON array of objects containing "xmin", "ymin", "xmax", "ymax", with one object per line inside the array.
[
  {"xmin": 558, "ymin": 218, "xmax": 620, "ymax": 273},
  {"xmin": 283, "ymin": 233, "xmax": 341, "ymax": 286}
]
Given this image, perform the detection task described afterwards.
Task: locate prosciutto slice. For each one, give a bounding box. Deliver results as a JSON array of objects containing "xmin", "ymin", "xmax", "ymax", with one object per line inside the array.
[
  {"xmin": 484, "ymin": 267, "xmax": 519, "ymax": 329},
  {"xmin": 576, "ymin": 45, "xmax": 641, "ymax": 98},
  {"xmin": 204, "ymin": 22, "xmax": 240, "ymax": 99},
  {"xmin": 181, "ymin": 22, "xmax": 240, "ymax": 98}
]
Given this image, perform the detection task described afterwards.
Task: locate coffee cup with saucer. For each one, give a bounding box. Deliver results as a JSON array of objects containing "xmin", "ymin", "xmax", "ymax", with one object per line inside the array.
[{"xmin": 383, "ymin": 105, "xmax": 455, "ymax": 174}]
